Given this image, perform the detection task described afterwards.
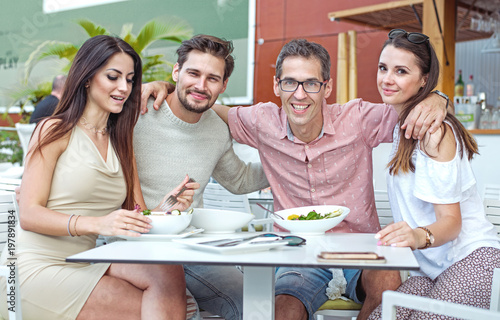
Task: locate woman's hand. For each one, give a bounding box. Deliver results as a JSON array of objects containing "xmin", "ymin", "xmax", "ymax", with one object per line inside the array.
[
  {"xmin": 153, "ymin": 175, "xmax": 199, "ymax": 212},
  {"xmin": 375, "ymin": 221, "xmax": 423, "ymax": 250},
  {"xmin": 98, "ymin": 208, "xmax": 152, "ymax": 237}
]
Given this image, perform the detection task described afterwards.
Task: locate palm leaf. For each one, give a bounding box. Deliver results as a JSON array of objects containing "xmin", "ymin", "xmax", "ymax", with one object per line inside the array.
[
  {"xmin": 23, "ymin": 41, "xmax": 78, "ymax": 82},
  {"xmin": 134, "ymin": 18, "xmax": 193, "ymax": 53},
  {"xmin": 120, "ymin": 23, "xmax": 136, "ymax": 44},
  {"xmin": 76, "ymin": 19, "xmax": 109, "ymax": 37},
  {"xmin": 2, "ymin": 81, "xmax": 51, "ymax": 115}
]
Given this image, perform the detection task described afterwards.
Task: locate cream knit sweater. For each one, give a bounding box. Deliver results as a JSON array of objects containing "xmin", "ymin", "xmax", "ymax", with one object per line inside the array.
[{"xmin": 133, "ymin": 98, "xmax": 269, "ymax": 209}]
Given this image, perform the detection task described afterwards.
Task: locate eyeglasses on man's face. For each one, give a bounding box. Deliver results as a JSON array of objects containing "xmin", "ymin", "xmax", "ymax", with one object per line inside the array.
[
  {"xmin": 277, "ymin": 78, "xmax": 327, "ymax": 93},
  {"xmin": 388, "ymin": 29, "xmax": 429, "ymax": 44}
]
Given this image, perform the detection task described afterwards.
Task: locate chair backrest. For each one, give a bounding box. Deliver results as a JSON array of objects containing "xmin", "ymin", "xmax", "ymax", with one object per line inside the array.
[
  {"xmin": 485, "ymin": 198, "xmax": 500, "ymax": 236},
  {"xmin": 375, "ymin": 190, "xmax": 393, "ymax": 228},
  {"xmin": 0, "ymin": 188, "xmax": 22, "ymax": 319},
  {"xmin": 0, "ymin": 191, "xmax": 18, "ymax": 251},
  {"xmin": 0, "ymin": 178, "xmax": 21, "ymax": 193},
  {"xmin": 381, "ymin": 268, "xmax": 500, "ymax": 320},
  {"xmin": 203, "ymin": 182, "xmax": 251, "ymax": 213},
  {"xmin": 484, "ymin": 184, "xmax": 500, "ymax": 200},
  {"xmin": 15, "ymin": 123, "xmax": 36, "ymax": 163}
]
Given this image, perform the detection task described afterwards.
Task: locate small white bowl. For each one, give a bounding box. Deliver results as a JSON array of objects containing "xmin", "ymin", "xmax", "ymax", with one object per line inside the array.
[
  {"xmin": 190, "ymin": 208, "xmax": 255, "ymax": 234},
  {"xmin": 273, "ymin": 205, "xmax": 350, "ymax": 235},
  {"xmin": 148, "ymin": 212, "xmax": 193, "ymax": 235}
]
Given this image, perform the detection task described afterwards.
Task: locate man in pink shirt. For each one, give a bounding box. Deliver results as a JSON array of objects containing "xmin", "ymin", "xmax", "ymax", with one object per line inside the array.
[
  {"xmin": 211, "ymin": 39, "xmax": 447, "ymax": 320},
  {"xmin": 143, "ymin": 39, "xmax": 447, "ymax": 320}
]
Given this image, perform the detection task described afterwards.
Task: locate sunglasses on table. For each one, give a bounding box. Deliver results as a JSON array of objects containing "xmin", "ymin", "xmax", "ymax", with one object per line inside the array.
[
  {"xmin": 258, "ymin": 233, "xmax": 307, "ymax": 246},
  {"xmin": 199, "ymin": 233, "xmax": 306, "ymax": 247},
  {"xmin": 388, "ymin": 29, "xmax": 429, "ymax": 44}
]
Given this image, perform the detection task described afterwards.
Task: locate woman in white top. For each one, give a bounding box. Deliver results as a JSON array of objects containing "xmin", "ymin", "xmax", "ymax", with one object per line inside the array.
[{"xmin": 368, "ymin": 29, "xmax": 500, "ymax": 320}]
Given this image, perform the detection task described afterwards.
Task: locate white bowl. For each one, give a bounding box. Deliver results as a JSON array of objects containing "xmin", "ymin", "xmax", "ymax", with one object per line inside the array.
[
  {"xmin": 273, "ymin": 205, "xmax": 350, "ymax": 235},
  {"xmin": 190, "ymin": 208, "xmax": 255, "ymax": 234},
  {"xmin": 148, "ymin": 212, "xmax": 193, "ymax": 235}
]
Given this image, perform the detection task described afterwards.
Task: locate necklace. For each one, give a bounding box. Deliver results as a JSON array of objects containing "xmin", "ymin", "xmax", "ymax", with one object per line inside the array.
[{"xmin": 80, "ymin": 116, "xmax": 108, "ymax": 135}]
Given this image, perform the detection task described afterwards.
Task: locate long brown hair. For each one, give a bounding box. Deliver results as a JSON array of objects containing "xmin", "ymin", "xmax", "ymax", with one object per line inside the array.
[
  {"xmin": 384, "ymin": 32, "xmax": 478, "ymax": 175},
  {"xmin": 32, "ymin": 35, "xmax": 142, "ymax": 209}
]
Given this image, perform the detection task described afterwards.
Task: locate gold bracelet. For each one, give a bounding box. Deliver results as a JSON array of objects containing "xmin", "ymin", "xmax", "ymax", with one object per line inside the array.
[{"xmin": 73, "ymin": 215, "xmax": 81, "ymax": 237}]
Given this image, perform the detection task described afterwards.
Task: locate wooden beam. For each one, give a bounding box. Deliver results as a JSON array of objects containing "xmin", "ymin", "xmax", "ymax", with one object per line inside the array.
[
  {"xmin": 337, "ymin": 33, "xmax": 348, "ymax": 104},
  {"xmin": 328, "ymin": 0, "xmax": 423, "ymax": 21},
  {"xmin": 348, "ymin": 30, "xmax": 357, "ymax": 101},
  {"xmin": 422, "ymin": 0, "xmax": 456, "ymax": 98}
]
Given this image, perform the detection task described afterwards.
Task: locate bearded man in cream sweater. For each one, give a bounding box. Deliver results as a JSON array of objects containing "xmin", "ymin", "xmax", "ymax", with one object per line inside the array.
[{"xmin": 134, "ymin": 35, "xmax": 268, "ymax": 320}]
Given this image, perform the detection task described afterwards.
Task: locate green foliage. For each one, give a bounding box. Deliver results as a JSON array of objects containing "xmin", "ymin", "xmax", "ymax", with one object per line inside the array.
[
  {"xmin": 4, "ymin": 17, "xmax": 193, "ymax": 115},
  {"xmin": 0, "ymin": 131, "xmax": 23, "ymax": 165}
]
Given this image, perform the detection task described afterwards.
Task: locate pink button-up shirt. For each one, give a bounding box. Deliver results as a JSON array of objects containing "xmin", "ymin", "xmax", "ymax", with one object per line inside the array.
[{"xmin": 228, "ymin": 99, "xmax": 398, "ymax": 233}]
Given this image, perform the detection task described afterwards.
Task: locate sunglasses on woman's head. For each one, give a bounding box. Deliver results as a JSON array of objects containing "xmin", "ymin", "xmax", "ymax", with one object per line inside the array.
[{"xmin": 388, "ymin": 29, "xmax": 429, "ymax": 44}]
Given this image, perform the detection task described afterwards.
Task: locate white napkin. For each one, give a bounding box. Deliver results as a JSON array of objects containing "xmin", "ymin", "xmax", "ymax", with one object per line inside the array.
[{"xmin": 325, "ymin": 268, "xmax": 347, "ymax": 300}]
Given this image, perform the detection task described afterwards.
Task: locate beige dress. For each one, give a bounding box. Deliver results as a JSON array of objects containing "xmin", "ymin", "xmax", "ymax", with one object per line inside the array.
[{"xmin": 0, "ymin": 126, "xmax": 126, "ymax": 320}]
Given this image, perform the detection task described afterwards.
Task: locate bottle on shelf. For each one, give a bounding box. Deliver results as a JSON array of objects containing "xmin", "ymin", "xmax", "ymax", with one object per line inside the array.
[
  {"xmin": 491, "ymin": 108, "xmax": 500, "ymax": 129},
  {"xmin": 455, "ymin": 69, "xmax": 464, "ymax": 97},
  {"xmin": 466, "ymin": 74, "xmax": 474, "ymax": 97},
  {"xmin": 480, "ymin": 108, "xmax": 491, "ymax": 129}
]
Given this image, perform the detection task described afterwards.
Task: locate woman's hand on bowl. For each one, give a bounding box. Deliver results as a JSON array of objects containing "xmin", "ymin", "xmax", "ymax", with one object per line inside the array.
[{"xmin": 98, "ymin": 209, "xmax": 152, "ymax": 237}]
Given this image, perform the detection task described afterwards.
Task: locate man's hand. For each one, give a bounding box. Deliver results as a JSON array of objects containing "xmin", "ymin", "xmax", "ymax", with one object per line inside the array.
[
  {"xmin": 401, "ymin": 92, "xmax": 448, "ymax": 140},
  {"xmin": 140, "ymin": 81, "xmax": 175, "ymax": 115}
]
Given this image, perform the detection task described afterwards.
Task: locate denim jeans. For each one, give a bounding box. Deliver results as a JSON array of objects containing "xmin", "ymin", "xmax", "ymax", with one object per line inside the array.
[
  {"xmin": 184, "ymin": 264, "xmax": 244, "ymax": 320},
  {"xmin": 275, "ymin": 267, "xmax": 363, "ymax": 320}
]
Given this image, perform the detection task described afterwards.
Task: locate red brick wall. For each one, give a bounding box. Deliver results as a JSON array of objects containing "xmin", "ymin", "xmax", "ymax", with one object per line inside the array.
[{"xmin": 253, "ymin": 0, "xmax": 392, "ymax": 106}]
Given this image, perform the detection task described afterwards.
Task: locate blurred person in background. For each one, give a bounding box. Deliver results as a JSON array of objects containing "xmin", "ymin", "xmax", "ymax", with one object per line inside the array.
[{"xmin": 30, "ymin": 74, "xmax": 67, "ymax": 124}]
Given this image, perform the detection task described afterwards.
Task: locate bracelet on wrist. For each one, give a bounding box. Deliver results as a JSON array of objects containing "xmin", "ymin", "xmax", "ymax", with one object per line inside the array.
[
  {"xmin": 67, "ymin": 214, "xmax": 75, "ymax": 237},
  {"xmin": 73, "ymin": 215, "xmax": 81, "ymax": 237},
  {"xmin": 416, "ymin": 226, "xmax": 435, "ymax": 249}
]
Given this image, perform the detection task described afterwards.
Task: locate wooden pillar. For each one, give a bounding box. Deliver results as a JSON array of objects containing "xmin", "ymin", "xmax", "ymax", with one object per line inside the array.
[
  {"xmin": 348, "ymin": 30, "xmax": 358, "ymax": 101},
  {"xmin": 337, "ymin": 33, "xmax": 348, "ymax": 104},
  {"xmin": 422, "ymin": 0, "xmax": 456, "ymax": 97}
]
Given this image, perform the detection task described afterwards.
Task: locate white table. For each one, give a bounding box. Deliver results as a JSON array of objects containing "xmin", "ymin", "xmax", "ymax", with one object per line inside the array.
[{"xmin": 67, "ymin": 233, "xmax": 419, "ymax": 320}]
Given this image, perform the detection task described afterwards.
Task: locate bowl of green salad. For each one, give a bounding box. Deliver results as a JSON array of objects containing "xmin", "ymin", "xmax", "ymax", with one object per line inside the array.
[{"xmin": 273, "ymin": 205, "xmax": 350, "ymax": 235}]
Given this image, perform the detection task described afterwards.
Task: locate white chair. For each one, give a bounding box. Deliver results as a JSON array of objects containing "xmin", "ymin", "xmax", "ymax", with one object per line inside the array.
[
  {"xmin": 381, "ymin": 268, "xmax": 500, "ymax": 320},
  {"xmin": 0, "ymin": 179, "xmax": 21, "ymax": 194},
  {"xmin": 485, "ymin": 198, "xmax": 500, "ymax": 236},
  {"xmin": 0, "ymin": 190, "xmax": 22, "ymax": 320},
  {"xmin": 14, "ymin": 123, "xmax": 35, "ymax": 164},
  {"xmin": 375, "ymin": 190, "xmax": 393, "ymax": 228},
  {"xmin": 203, "ymin": 182, "xmax": 273, "ymax": 232},
  {"xmin": 203, "ymin": 182, "xmax": 252, "ymax": 213},
  {"xmin": 485, "ymin": 184, "xmax": 500, "ymax": 200}
]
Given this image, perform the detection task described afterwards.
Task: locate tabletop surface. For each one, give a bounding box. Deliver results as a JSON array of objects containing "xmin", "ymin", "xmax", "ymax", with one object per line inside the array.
[{"xmin": 67, "ymin": 233, "xmax": 419, "ymax": 270}]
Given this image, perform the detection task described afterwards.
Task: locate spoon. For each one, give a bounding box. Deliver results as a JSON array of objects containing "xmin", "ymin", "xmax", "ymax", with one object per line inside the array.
[{"xmin": 256, "ymin": 203, "xmax": 285, "ymax": 220}]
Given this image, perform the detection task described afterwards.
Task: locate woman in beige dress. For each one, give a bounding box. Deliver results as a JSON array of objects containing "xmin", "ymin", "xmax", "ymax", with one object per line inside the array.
[{"xmin": 2, "ymin": 35, "xmax": 198, "ymax": 320}]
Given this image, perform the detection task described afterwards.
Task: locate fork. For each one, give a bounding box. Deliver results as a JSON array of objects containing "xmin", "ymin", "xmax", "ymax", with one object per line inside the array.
[{"xmin": 160, "ymin": 178, "xmax": 196, "ymax": 211}]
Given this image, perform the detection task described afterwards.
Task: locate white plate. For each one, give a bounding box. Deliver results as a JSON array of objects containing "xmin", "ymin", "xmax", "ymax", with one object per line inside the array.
[
  {"xmin": 173, "ymin": 237, "xmax": 288, "ymax": 254},
  {"xmin": 119, "ymin": 227, "xmax": 204, "ymax": 241}
]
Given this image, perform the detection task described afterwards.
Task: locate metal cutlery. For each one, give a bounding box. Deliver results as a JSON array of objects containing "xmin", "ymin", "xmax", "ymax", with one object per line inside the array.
[{"xmin": 160, "ymin": 178, "xmax": 196, "ymax": 211}]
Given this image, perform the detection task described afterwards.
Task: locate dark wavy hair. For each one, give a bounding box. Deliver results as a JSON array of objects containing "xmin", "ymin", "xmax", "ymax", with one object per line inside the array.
[
  {"xmin": 383, "ymin": 32, "xmax": 478, "ymax": 175},
  {"xmin": 276, "ymin": 39, "xmax": 331, "ymax": 81},
  {"xmin": 32, "ymin": 35, "xmax": 142, "ymax": 209},
  {"xmin": 176, "ymin": 34, "xmax": 234, "ymax": 82}
]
